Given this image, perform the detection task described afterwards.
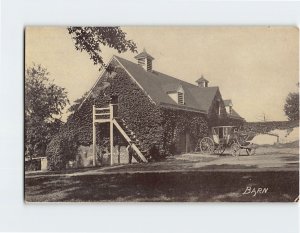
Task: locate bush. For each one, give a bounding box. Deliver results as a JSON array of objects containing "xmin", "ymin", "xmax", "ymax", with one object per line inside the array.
[
  {"xmin": 46, "ymin": 130, "xmax": 79, "ymax": 171},
  {"xmin": 25, "ymin": 159, "xmax": 41, "ymax": 171},
  {"xmin": 244, "ymin": 120, "xmax": 299, "ymax": 134}
]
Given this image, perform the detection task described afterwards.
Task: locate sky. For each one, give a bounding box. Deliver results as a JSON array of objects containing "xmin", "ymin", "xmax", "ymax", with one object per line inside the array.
[{"xmin": 25, "ymin": 26, "xmax": 299, "ymax": 122}]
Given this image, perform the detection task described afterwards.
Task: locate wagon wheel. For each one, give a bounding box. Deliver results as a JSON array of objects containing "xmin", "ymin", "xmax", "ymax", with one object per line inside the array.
[
  {"xmin": 200, "ymin": 137, "xmax": 214, "ymax": 154},
  {"xmin": 231, "ymin": 143, "xmax": 240, "ymax": 156},
  {"xmin": 214, "ymin": 144, "xmax": 226, "ymax": 155}
]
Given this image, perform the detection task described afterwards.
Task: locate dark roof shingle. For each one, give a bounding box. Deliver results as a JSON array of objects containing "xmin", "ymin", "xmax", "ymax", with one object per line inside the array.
[{"xmin": 115, "ymin": 55, "xmax": 242, "ymax": 118}]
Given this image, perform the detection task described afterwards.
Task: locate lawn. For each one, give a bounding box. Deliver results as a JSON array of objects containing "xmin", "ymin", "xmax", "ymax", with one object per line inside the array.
[
  {"xmin": 25, "ymin": 143, "xmax": 299, "ymax": 202},
  {"xmin": 25, "ymin": 170, "xmax": 298, "ymax": 202}
]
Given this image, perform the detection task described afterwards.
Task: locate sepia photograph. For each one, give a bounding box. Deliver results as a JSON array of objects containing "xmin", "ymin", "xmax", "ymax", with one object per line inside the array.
[{"xmin": 24, "ymin": 26, "xmax": 299, "ymax": 202}]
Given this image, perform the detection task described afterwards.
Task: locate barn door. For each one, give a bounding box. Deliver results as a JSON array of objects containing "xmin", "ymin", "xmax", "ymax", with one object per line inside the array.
[
  {"xmin": 177, "ymin": 130, "xmax": 191, "ymax": 154},
  {"xmin": 177, "ymin": 133, "xmax": 186, "ymax": 154}
]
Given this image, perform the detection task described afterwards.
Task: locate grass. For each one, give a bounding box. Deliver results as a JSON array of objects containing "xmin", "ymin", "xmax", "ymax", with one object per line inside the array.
[
  {"xmin": 25, "ymin": 170, "xmax": 299, "ymax": 202},
  {"xmin": 25, "ymin": 143, "xmax": 299, "ymax": 202}
]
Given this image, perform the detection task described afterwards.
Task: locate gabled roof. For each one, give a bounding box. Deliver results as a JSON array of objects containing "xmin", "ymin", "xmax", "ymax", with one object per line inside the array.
[
  {"xmin": 188, "ymin": 86, "xmax": 219, "ymax": 112},
  {"xmin": 229, "ymin": 108, "xmax": 243, "ymax": 119},
  {"xmin": 115, "ymin": 56, "xmax": 219, "ymax": 113},
  {"xmin": 79, "ymin": 55, "xmax": 243, "ymax": 120}
]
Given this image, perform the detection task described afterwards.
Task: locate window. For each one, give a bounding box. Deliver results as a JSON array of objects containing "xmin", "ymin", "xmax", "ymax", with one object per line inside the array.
[
  {"xmin": 178, "ymin": 92, "xmax": 184, "ymax": 105},
  {"xmin": 216, "ymin": 100, "xmax": 221, "ymax": 116},
  {"xmin": 110, "ymin": 95, "xmax": 119, "ymax": 104},
  {"xmin": 218, "ymin": 128, "xmax": 223, "ymax": 138},
  {"xmin": 110, "ymin": 95, "xmax": 119, "ymax": 118}
]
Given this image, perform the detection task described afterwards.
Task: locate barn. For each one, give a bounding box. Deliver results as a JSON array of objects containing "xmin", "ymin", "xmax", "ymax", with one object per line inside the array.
[{"xmin": 69, "ymin": 50, "xmax": 244, "ymax": 166}]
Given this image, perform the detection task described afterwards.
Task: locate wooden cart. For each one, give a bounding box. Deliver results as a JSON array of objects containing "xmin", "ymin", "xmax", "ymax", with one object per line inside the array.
[{"xmin": 195, "ymin": 126, "xmax": 256, "ymax": 156}]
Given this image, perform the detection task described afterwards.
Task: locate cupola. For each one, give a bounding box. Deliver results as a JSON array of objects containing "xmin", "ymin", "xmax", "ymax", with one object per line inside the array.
[
  {"xmin": 196, "ymin": 75, "xmax": 209, "ymax": 87},
  {"xmin": 134, "ymin": 49, "xmax": 154, "ymax": 72}
]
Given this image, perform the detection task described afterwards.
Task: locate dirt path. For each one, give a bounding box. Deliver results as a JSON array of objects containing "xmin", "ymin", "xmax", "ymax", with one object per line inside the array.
[{"xmin": 26, "ymin": 146, "xmax": 298, "ymax": 179}]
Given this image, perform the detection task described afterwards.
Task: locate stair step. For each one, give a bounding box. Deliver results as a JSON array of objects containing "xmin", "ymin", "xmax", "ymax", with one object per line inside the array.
[{"xmin": 114, "ymin": 118, "xmax": 147, "ymax": 163}]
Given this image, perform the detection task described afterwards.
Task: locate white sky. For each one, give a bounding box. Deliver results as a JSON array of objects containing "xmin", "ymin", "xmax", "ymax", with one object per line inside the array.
[{"xmin": 25, "ymin": 26, "xmax": 299, "ymax": 122}]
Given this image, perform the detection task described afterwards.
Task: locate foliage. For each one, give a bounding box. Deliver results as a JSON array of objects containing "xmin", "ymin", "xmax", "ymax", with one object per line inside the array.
[
  {"xmin": 284, "ymin": 92, "xmax": 299, "ymax": 121},
  {"xmin": 25, "ymin": 64, "xmax": 69, "ymax": 158},
  {"xmin": 63, "ymin": 60, "xmax": 247, "ymax": 160},
  {"xmin": 67, "ymin": 27, "xmax": 137, "ymax": 69},
  {"xmin": 25, "ymin": 159, "xmax": 41, "ymax": 171},
  {"xmin": 160, "ymin": 108, "xmax": 208, "ymax": 155},
  {"xmin": 66, "ymin": 61, "xmax": 163, "ymax": 159},
  {"xmin": 66, "ymin": 60, "xmax": 210, "ymax": 159},
  {"xmin": 244, "ymin": 120, "xmax": 299, "ymax": 134},
  {"xmin": 46, "ymin": 128, "xmax": 79, "ymax": 171}
]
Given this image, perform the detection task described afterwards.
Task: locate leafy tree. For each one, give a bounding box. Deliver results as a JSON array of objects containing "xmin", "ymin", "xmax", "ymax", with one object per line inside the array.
[
  {"xmin": 284, "ymin": 92, "xmax": 299, "ymax": 121},
  {"xmin": 25, "ymin": 64, "xmax": 69, "ymax": 159},
  {"xmin": 67, "ymin": 27, "xmax": 137, "ymax": 68}
]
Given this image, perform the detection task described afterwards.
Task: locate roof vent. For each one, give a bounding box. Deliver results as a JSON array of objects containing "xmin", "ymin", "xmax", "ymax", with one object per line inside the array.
[
  {"xmin": 134, "ymin": 48, "xmax": 154, "ymax": 72},
  {"xmin": 196, "ymin": 75, "xmax": 209, "ymax": 87}
]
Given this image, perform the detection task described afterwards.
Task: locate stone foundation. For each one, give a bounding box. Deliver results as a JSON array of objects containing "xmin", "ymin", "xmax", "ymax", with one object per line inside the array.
[{"xmin": 71, "ymin": 145, "xmax": 137, "ymax": 168}]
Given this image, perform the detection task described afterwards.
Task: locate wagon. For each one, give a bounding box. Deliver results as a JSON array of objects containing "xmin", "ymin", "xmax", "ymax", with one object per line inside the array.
[{"xmin": 195, "ymin": 126, "xmax": 256, "ymax": 156}]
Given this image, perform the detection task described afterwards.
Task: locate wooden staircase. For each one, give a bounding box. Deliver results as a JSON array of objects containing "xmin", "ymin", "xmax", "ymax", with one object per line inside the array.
[
  {"xmin": 114, "ymin": 119, "xmax": 147, "ymax": 163},
  {"xmin": 92, "ymin": 104, "xmax": 147, "ymax": 166}
]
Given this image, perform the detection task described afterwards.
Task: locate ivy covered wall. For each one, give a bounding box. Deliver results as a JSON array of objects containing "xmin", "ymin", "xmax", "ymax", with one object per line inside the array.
[
  {"xmin": 67, "ymin": 59, "xmax": 163, "ymax": 159},
  {"xmin": 65, "ymin": 59, "xmax": 242, "ymax": 160},
  {"xmin": 159, "ymin": 107, "xmax": 208, "ymax": 155}
]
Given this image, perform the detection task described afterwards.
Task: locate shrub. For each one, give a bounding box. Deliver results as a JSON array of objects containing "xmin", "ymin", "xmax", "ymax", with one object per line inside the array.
[
  {"xmin": 46, "ymin": 130, "xmax": 79, "ymax": 171},
  {"xmin": 25, "ymin": 159, "xmax": 41, "ymax": 171}
]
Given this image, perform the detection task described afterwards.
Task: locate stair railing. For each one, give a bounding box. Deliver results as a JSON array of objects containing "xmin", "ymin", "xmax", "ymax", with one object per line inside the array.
[{"xmin": 92, "ymin": 104, "xmax": 147, "ymax": 166}]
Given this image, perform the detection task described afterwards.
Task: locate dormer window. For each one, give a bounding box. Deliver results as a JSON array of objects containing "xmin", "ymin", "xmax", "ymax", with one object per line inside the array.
[
  {"xmin": 166, "ymin": 84, "xmax": 185, "ymax": 105},
  {"xmin": 224, "ymin": 99, "xmax": 233, "ymax": 115},
  {"xmin": 178, "ymin": 91, "xmax": 184, "ymax": 105}
]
